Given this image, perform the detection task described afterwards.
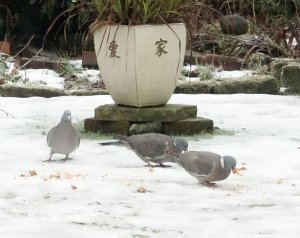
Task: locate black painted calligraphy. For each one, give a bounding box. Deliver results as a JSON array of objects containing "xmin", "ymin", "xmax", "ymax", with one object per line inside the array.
[
  {"xmin": 155, "ymin": 38, "xmax": 168, "ymax": 57},
  {"xmin": 108, "ymin": 40, "xmax": 120, "ymax": 58}
]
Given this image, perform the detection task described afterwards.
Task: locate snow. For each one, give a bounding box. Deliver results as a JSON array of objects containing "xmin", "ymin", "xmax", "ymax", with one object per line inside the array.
[
  {"xmin": 1, "ymin": 76, "xmax": 300, "ymax": 237},
  {"xmin": 18, "ymin": 69, "xmax": 65, "ymax": 89},
  {"xmin": 8, "ymin": 61, "xmax": 250, "ymax": 89},
  {"xmin": 14, "ymin": 60, "xmax": 100, "ymax": 89},
  {"xmin": 183, "ymin": 65, "xmax": 253, "ymax": 81},
  {"xmin": 214, "ymin": 70, "xmax": 253, "ymax": 78}
]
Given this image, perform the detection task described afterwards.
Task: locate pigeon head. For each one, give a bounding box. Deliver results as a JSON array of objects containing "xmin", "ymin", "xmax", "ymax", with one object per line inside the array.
[
  {"xmin": 221, "ymin": 155, "xmax": 237, "ymax": 173},
  {"xmin": 174, "ymin": 138, "xmax": 188, "ymax": 153},
  {"xmin": 61, "ymin": 110, "xmax": 72, "ymax": 122},
  {"xmin": 164, "ymin": 139, "xmax": 188, "ymax": 158}
]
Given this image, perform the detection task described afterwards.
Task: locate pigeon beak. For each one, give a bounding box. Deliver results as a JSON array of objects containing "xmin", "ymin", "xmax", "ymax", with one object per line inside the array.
[{"xmin": 232, "ymin": 167, "xmax": 237, "ymax": 174}]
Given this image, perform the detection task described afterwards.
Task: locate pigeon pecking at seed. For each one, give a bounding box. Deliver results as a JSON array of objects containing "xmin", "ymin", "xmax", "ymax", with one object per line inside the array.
[
  {"xmin": 44, "ymin": 110, "xmax": 80, "ymax": 162},
  {"xmin": 100, "ymin": 133, "xmax": 188, "ymax": 167},
  {"xmin": 169, "ymin": 149, "xmax": 237, "ymax": 186}
]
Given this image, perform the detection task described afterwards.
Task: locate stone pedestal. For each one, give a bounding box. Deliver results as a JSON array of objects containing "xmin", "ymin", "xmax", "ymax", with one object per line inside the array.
[{"xmin": 84, "ymin": 104, "xmax": 213, "ymax": 135}]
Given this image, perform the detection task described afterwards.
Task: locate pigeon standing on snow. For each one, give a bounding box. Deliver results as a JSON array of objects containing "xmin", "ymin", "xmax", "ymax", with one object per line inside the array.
[
  {"xmin": 44, "ymin": 110, "xmax": 80, "ymax": 162},
  {"xmin": 100, "ymin": 133, "xmax": 188, "ymax": 167},
  {"xmin": 170, "ymin": 150, "xmax": 237, "ymax": 186}
]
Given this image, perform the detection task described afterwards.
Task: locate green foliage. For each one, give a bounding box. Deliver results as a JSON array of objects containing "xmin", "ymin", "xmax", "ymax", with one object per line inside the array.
[
  {"xmin": 44, "ymin": 0, "xmax": 208, "ymax": 50},
  {"xmin": 196, "ymin": 65, "xmax": 215, "ymax": 81},
  {"xmin": 57, "ymin": 57, "xmax": 82, "ymax": 77},
  {"xmin": 181, "ymin": 65, "xmax": 217, "ymax": 80},
  {"xmin": 91, "ymin": 0, "xmax": 186, "ymax": 25},
  {"xmin": 183, "ymin": 128, "xmax": 235, "ymax": 140},
  {"xmin": 0, "ymin": 57, "xmax": 21, "ymax": 83},
  {"xmin": 73, "ymin": 121, "xmax": 113, "ymax": 140},
  {"xmin": 0, "ymin": 60, "xmax": 6, "ymax": 73},
  {"xmin": 181, "ymin": 67, "xmax": 190, "ymax": 77},
  {"xmin": 207, "ymin": 0, "xmax": 300, "ymax": 28}
]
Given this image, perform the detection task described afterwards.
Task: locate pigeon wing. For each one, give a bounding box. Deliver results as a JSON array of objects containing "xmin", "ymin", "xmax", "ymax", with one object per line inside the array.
[{"xmin": 47, "ymin": 126, "xmax": 56, "ymax": 146}]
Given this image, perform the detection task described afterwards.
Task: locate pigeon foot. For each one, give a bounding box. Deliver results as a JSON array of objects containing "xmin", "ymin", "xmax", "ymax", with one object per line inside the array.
[
  {"xmin": 60, "ymin": 157, "xmax": 73, "ymax": 162},
  {"xmin": 200, "ymin": 181, "xmax": 216, "ymax": 187},
  {"xmin": 43, "ymin": 159, "xmax": 55, "ymax": 162},
  {"xmin": 144, "ymin": 163, "xmax": 171, "ymax": 168},
  {"xmin": 156, "ymin": 164, "xmax": 172, "ymax": 168}
]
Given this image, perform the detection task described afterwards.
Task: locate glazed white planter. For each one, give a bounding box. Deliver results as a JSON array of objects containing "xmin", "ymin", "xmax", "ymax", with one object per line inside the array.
[{"xmin": 94, "ymin": 23, "xmax": 186, "ymax": 107}]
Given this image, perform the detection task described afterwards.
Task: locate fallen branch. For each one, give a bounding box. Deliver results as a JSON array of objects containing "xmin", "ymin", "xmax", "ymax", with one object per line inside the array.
[
  {"xmin": 18, "ymin": 47, "xmax": 43, "ymax": 70},
  {"xmin": 13, "ymin": 35, "xmax": 35, "ymax": 59},
  {"xmin": 0, "ymin": 108, "xmax": 15, "ymax": 118}
]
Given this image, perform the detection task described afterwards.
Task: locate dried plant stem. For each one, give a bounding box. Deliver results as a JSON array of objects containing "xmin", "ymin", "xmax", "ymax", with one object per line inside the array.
[
  {"xmin": 0, "ymin": 108, "xmax": 15, "ymax": 118},
  {"xmin": 13, "ymin": 35, "xmax": 35, "ymax": 59}
]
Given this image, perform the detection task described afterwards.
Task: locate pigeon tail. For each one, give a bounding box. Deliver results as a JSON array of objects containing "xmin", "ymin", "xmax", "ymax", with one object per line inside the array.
[{"xmin": 98, "ymin": 141, "xmax": 122, "ymax": 146}]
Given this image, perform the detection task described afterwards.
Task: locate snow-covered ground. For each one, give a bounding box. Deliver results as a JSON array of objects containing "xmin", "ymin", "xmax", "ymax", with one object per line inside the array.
[
  {"xmin": 6, "ymin": 61, "xmax": 253, "ymax": 90},
  {"xmin": 6, "ymin": 59, "xmax": 100, "ymax": 89},
  {"xmin": 183, "ymin": 65, "xmax": 253, "ymax": 81},
  {"xmin": 0, "ymin": 92, "xmax": 300, "ymax": 237}
]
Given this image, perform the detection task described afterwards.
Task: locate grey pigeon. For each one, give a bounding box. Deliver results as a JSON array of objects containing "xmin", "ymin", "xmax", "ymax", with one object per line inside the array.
[
  {"xmin": 171, "ymin": 151, "xmax": 237, "ymax": 186},
  {"xmin": 44, "ymin": 110, "xmax": 80, "ymax": 162},
  {"xmin": 101, "ymin": 133, "xmax": 188, "ymax": 167}
]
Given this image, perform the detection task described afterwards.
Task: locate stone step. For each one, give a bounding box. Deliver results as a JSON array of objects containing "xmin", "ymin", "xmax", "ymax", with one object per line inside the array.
[
  {"xmin": 84, "ymin": 116, "xmax": 213, "ymax": 135},
  {"xmin": 84, "ymin": 118, "xmax": 130, "ymax": 135},
  {"xmin": 162, "ymin": 117, "xmax": 213, "ymax": 135},
  {"xmin": 94, "ymin": 104, "xmax": 197, "ymax": 122}
]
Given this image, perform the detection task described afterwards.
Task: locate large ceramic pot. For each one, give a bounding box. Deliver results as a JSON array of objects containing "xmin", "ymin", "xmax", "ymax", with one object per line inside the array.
[{"xmin": 94, "ymin": 23, "xmax": 186, "ymax": 107}]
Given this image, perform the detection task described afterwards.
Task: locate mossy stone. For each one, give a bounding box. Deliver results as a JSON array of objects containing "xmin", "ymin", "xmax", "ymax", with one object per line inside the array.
[
  {"xmin": 271, "ymin": 58, "xmax": 300, "ymax": 85},
  {"xmin": 84, "ymin": 118, "xmax": 130, "ymax": 134},
  {"xmin": 220, "ymin": 15, "xmax": 249, "ymax": 35},
  {"xmin": 95, "ymin": 104, "xmax": 197, "ymax": 122},
  {"xmin": 175, "ymin": 75, "xmax": 279, "ymax": 95},
  {"xmin": 163, "ymin": 117, "xmax": 214, "ymax": 135},
  {"xmin": 281, "ymin": 64, "xmax": 300, "ymax": 93},
  {"xmin": 0, "ymin": 84, "xmax": 68, "ymax": 97},
  {"xmin": 129, "ymin": 122, "xmax": 162, "ymax": 135}
]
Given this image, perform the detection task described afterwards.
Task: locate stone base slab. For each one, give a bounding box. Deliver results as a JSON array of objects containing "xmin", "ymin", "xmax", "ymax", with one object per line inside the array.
[
  {"xmin": 85, "ymin": 103, "xmax": 214, "ymax": 135},
  {"xmin": 162, "ymin": 117, "xmax": 214, "ymax": 135},
  {"xmin": 84, "ymin": 118, "xmax": 130, "ymax": 134},
  {"xmin": 95, "ymin": 104, "xmax": 197, "ymax": 122},
  {"xmin": 84, "ymin": 117, "xmax": 213, "ymax": 136},
  {"xmin": 84, "ymin": 117, "xmax": 214, "ymax": 135}
]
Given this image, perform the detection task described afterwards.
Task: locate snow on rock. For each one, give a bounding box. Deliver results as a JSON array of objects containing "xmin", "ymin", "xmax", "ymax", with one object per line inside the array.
[{"xmin": 19, "ymin": 69, "xmax": 65, "ymax": 89}]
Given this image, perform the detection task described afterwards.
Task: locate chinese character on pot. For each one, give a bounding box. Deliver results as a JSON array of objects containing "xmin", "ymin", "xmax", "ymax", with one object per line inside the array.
[
  {"xmin": 155, "ymin": 38, "xmax": 168, "ymax": 57},
  {"xmin": 108, "ymin": 40, "xmax": 120, "ymax": 58}
]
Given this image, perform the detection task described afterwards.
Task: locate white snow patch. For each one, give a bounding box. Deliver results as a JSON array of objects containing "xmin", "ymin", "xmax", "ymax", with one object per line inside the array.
[
  {"xmin": 19, "ymin": 69, "xmax": 65, "ymax": 89},
  {"xmin": 214, "ymin": 70, "xmax": 253, "ymax": 78},
  {"xmin": 183, "ymin": 65, "xmax": 253, "ymax": 81}
]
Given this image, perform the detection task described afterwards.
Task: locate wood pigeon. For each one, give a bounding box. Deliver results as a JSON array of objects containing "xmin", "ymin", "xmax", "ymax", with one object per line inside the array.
[
  {"xmin": 171, "ymin": 150, "xmax": 237, "ymax": 186},
  {"xmin": 100, "ymin": 133, "xmax": 188, "ymax": 167},
  {"xmin": 44, "ymin": 110, "xmax": 80, "ymax": 162}
]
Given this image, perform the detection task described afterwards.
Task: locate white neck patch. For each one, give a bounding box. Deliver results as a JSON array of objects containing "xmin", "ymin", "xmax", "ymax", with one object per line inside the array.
[{"xmin": 220, "ymin": 157, "xmax": 225, "ymax": 169}]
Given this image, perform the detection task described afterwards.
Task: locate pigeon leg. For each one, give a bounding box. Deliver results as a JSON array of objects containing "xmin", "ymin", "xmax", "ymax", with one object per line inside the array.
[
  {"xmin": 43, "ymin": 152, "xmax": 54, "ymax": 162},
  {"xmin": 43, "ymin": 158, "xmax": 54, "ymax": 162},
  {"xmin": 144, "ymin": 162, "xmax": 154, "ymax": 168},
  {"xmin": 60, "ymin": 154, "xmax": 73, "ymax": 161}
]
